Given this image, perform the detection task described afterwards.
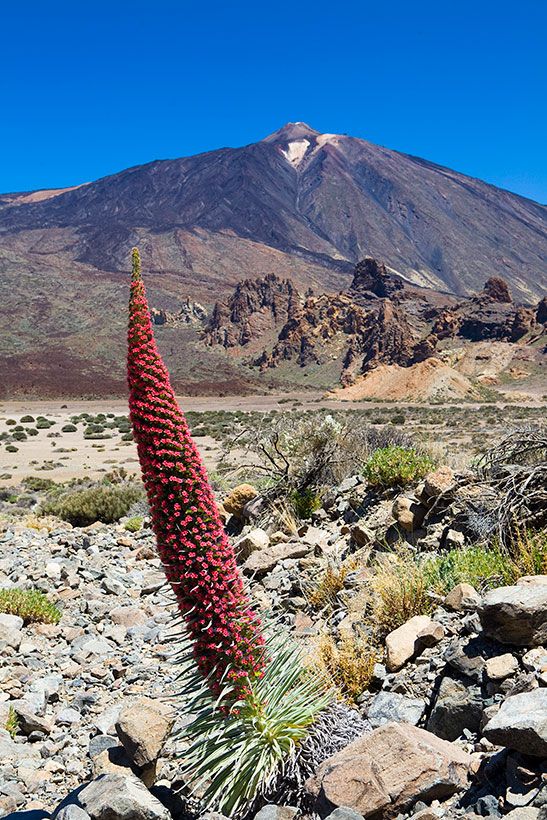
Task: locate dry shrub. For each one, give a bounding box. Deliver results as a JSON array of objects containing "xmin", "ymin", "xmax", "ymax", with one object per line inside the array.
[
  {"xmin": 371, "ymin": 551, "xmax": 434, "ymax": 638},
  {"xmin": 315, "ymin": 633, "xmax": 376, "ymax": 702},
  {"xmin": 308, "ymin": 555, "xmax": 360, "ymax": 609}
]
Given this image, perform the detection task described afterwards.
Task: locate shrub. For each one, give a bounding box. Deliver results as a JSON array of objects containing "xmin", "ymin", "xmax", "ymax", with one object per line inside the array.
[
  {"xmin": 36, "ymin": 419, "xmax": 52, "ymax": 429},
  {"xmin": 42, "ymin": 484, "xmax": 142, "ymax": 526},
  {"xmin": 5, "ymin": 419, "xmax": 16, "ymax": 425},
  {"xmin": 123, "ymin": 515, "xmax": 143, "ymax": 532},
  {"xmin": 20, "ymin": 415, "xmax": 35, "ymax": 423},
  {"xmin": 5, "ymin": 706, "xmax": 18, "ymax": 738},
  {"xmin": 371, "ymin": 551, "xmax": 434, "ymax": 637},
  {"xmin": 315, "ymin": 633, "xmax": 376, "ymax": 702},
  {"xmin": 22, "ymin": 476, "xmax": 57, "ymax": 492},
  {"xmin": 309, "ymin": 556, "xmax": 359, "ymax": 609},
  {"xmin": 26, "ymin": 428, "xmax": 39, "ymax": 436},
  {"xmin": 364, "ymin": 446, "xmax": 434, "ymax": 489},
  {"xmin": 6, "ymin": 445, "xmax": 18, "ymax": 453},
  {"xmin": 290, "ymin": 487, "xmax": 322, "ymax": 519},
  {"xmin": 12, "ymin": 431, "xmax": 27, "ymax": 442},
  {"xmin": 0, "ymin": 588, "xmax": 61, "ymax": 624},
  {"xmin": 61, "ymin": 424, "xmax": 77, "ymax": 433}
]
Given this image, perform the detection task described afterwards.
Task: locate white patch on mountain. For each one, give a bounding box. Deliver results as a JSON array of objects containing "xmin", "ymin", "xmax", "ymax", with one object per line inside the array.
[{"xmin": 281, "ymin": 139, "xmax": 310, "ymax": 167}]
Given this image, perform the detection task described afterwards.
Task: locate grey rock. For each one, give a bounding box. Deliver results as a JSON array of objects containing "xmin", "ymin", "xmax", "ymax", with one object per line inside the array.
[
  {"xmin": 75, "ymin": 773, "xmax": 170, "ymax": 819},
  {"xmin": 253, "ymin": 807, "xmax": 299, "ymax": 820},
  {"xmin": 479, "ymin": 578, "xmax": 547, "ymax": 647},
  {"xmin": 325, "ymin": 810, "xmax": 365, "ymax": 820},
  {"xmin": 55, "ymin": 807, "xmax": 92, "ymax": 820},
  {"xmin": 483, "ymin": 689, "xmax": 547, "ymax": 756},
  {"xmin": 367, "ymin": 691, "xmax": 425, "ymax": 728},
  {"xmin": 427, "ymin": 676, "xmax": 483, "ymax": 741}
]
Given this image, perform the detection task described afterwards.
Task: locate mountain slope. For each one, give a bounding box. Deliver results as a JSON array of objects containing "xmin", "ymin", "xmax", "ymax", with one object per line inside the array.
[
  {"xmin": 0, "ymin": 122, "xmax": 546, "ymax": 397},
  {"xmin": 1, "ymin": 122, "xmax": 546, "ymax": 298}
]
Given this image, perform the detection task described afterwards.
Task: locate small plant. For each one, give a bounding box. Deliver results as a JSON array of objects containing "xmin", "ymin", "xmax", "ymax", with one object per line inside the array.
[
  {"xmin": 36, "ymin": 419, "xmax": 52, "ymax": 429},
  {"xmin": 12, "ymin": 431, "xmax": 27, "ymax": 441},
  {"xmin": 5, "ymin": 419, "xmax": 16, "ymax": 426},
  {"xmin": 308, "ymin": 556, "xmax": 359, "ymax": 609},
  {"xmin": 0, "ymin": 588, "xmax": 61, "ymax": 624},
  {"xmin": 22, "ymin": 476, "xmax": 57, "ymax": 491},
  {"xmin": 26, "ymin": 427, "xmax": 39, "ymax": 436},
  {"xmin": 42, "ymin": 484, "xmax": 142, "ymax": 526},
  {"xmin": 5, "ymin": 706, "xmax": 19, "ymax": 738},
  {"xmin": 315, "ymin": 633, "xmax": 376, "ymax": 702},
  {"xmin": 6, "ymin": 445, "xmax": 18, "ymax": 453},
  {"xmin": 20, "ymin": 415, "xmax": 35, "ymax": 423},
  {"xmin": 61, "ymin": 424, "xmax": 77, "ymax": 433},
  {"xmin": 364, "ymin": 446, "xmax": 434, "ymax": 489},
  {"xmin": 123, "ymin": 515, "xmax": 144, "ymax": 532},
  {"xmin": 290, "ymin": 487, "xmax": 321, "ymax": 520},
  {"xmin": 371, "ymin": 551, "xmax": 434, "ymax": 637}
]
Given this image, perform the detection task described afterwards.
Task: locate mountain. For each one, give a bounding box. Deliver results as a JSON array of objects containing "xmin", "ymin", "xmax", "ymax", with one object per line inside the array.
[{"xmin": 0, "ymin": 122, "xmax": 546, "ymax": 397}]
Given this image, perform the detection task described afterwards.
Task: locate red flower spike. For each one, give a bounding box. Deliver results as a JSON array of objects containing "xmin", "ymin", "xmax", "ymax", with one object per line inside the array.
[{"xmin": 127, "ymin": 248, "xmax": 264, "ymax": 696}]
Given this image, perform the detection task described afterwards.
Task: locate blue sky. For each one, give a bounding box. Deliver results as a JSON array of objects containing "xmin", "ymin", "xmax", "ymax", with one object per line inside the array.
[{"xmin": 1, "ymin": 0, "xmax": 546, "ymax": 202}]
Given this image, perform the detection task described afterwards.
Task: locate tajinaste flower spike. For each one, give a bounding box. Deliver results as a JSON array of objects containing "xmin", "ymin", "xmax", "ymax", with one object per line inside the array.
[{"xmin": 127, "ymin": 248, "xmax": 264, "ymax": 696}]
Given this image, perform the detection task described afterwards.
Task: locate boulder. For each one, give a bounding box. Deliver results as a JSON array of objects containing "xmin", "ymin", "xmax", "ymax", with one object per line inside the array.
[
  {"xmin": 222, "ymin": 484, "xmax": 258, "ymax": 517},
  {"xmin": 426, "ymin": 676, "xmax": 483, "ymax": 741},
  {"xmin": 479, "ymin": 577, "xmax": 547, "ymax": 647},
  {"xmin": 235, "ymin": 528, "xmax": 270, "ymax": 560},
  {"xmin": 115, "ymin": 697, "xmax": 174, "ymax": 768},
  {"xmin": 444, "ymin": 583, "xmax": 481, "ymax": 612},
  {"xmin": 366, "ymin": 691, "xmax": 425, "ymax": 728},
  {"xmin": 484, "ymin": 653, "xmax": 519, "ymax": 681},
  {"xmin": 306, "ymin": 722, "xmax": 470, "ymax": 818},
  {"xmin": 243, "ymin": 542, "xmax": 309, "ymax": 575},
  {"xmin": 423, "ymin": 466, "xmax": 455, "ymax": 498},
  {"xmin": 385, "ymin": 615, "xmax": 435, "ymax": 671},
  {"xmin": 392, "ymin": 497, "xmax": 426, "ymax": 533},
  {"xmin": 55, "ymin": 807, "xmax": 92, "ymax": 820},
  {"xmin": 351, "ymin": 523, "xmax": 374, "ymax": 548},
  {"xmin": 253, "ymin": 807, "xmax": 299, "ymax": 820},
  {"xmin": 483, "ymin": 689, "xmax": 547, "ymax": 757},
  {"xmin": 71, "ymin": 773, "xmax": 171, "ymax": 819}
]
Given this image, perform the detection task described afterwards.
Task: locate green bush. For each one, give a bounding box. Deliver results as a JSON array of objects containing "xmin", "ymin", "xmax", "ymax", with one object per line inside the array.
[
  {"xmin": 36, "ymin": 419, "xmax": 52, "ymax": 429},
  {"xmin": 42, "ymin": 484, "xmax": 143, "ymax": 526},
  {"xmin": 22, "ymin": 476, "xmax": 57, "ymax": 492},
  {"xmin": 20, "ymin": 415, "xmax": 35, "ymax": 423},
  {"xmin": 5, "ymin": 419, "xmax": 16, "ymax": 426},
  {"xmin": 26, "ymin": 428, "xmax": 39, "ymax": 436},
  {"xmin": 290, "ymin": 488, "xmax": 322, "ymax": 519},
  {"xmin": 363, "ymin": 446, "xmax": 434, "ymax": 488},
  {"xmin": 12, "ymin": 431, "xmax": 27, "ymax": 442},
  {"xmin": 61, "ymin": 424, "xmax": 77, "ymax": 433},
  {"xmin": 5, "ymin": 445, "xmax": 18, "ymax": 453},
  {"xmin": 123, "ymin": 515, "xmax": 144, "ymax": 532},
  {"xmin": 5, "ymin": 706, "xmax": 19, "ymax": 738},
  {"xmin": 0, "ymin": 588, "xmax": 61, "ymax": 624},
  {"xmin": 121, "ymin": 432, "xmax": 134, "ymax": 441}
]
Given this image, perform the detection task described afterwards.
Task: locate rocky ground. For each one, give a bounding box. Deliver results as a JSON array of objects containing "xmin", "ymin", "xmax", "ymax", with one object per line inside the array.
[{"xmin": 0, "ymin": 454, "xmax": 546, "ymax": 820}]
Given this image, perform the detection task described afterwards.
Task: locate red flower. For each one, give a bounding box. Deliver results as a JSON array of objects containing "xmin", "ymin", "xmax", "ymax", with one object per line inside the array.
[{"xmin": 127, "ymin": 249, "xmax": 264, "ymax": 696}]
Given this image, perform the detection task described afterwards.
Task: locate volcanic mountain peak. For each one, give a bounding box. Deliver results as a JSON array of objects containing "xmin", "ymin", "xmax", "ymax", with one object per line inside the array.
[{"xmin": 263, "ymin": 122, "xmax": 321, "ymax": 143}]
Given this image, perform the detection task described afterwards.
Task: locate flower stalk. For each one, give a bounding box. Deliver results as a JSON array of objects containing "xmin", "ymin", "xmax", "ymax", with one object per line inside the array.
[{"xmin": 127, "ymin": 247, "xmax": 264, "ymax": 696}]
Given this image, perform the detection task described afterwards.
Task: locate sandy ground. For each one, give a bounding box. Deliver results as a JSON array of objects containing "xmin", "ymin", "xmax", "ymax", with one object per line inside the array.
[
  {"xmin": 0, "ymin": 404, "xmax": 223, "ymax": 486},
  {"xmin": 1, "ymin": 394, "xmax": 545, "ymax": 487}
]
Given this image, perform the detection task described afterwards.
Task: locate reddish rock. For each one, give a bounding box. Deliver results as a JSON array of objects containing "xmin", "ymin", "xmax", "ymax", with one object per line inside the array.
[{"xmin": 306, "ymin": 722, "xmax": 470, "ymax": 818}]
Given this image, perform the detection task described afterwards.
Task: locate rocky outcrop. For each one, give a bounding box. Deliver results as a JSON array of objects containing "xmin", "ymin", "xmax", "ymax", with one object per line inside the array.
[
  {"xmin": 482, "ymin": 276, "xmax": 513, "ymax": 303},
  {"xmin": 350, "ymin": 257, "xmax": 405, "ymax": 299},
  {"xmin": 205, "ymin": 274, "xmax": 299, "ymax": 348},
  {"xmin": 150, "ymin": 298, "xmax": 207, "ymax": 327}
]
